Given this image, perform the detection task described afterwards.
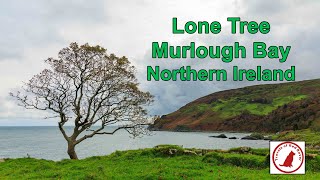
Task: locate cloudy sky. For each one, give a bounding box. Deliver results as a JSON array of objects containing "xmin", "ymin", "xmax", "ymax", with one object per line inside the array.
[{"xmin": 0, "ymin": 0, "xmax": 319, "ymax": 126}]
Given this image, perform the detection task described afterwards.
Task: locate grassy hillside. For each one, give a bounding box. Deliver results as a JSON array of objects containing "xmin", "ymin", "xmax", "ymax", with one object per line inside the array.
[
  {"xmin": 272, "ymin": 129, "xmax": 320, "ymax": 147},
  {"xmin": 1, "ymin": 145, "xmax": 320, "ymax": 179},
  {"xmin": 150, "ymin": 79, "xmax": 320, "ymax": 133}
]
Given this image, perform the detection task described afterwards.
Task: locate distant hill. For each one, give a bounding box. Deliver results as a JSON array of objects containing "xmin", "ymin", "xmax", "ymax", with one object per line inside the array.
[{"xmin": 150, "ymin": 79, "xmax": 320, "ymax": 132}]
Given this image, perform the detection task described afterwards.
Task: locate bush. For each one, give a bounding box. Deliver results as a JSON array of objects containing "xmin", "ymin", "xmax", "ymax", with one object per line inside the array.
[
  {"xmin": 139, "ymin": 149, "xmax": 154, "ymax": 157},
  {"xmin": 152, "ymin": 145, "xmax": 185, "ymax": 157},
  {"xmin": 203, "ymin": 152, "xmax": 268, "ymax": 169},
  {"xmin": 306, "ymin": 156, "xmax": 320, "ymax": 172},
  {"xmin": 250, "ymin": 148, "xmax": 269, "ymax": 156},
  {"xmin": 229, "ymin": 147, "xmax": 252, "ymax": 154},
  {"xmin": 202, "ymin": 152, "xmax": 220, "ymax": 164},
  {"xmin": 228, "ymin": 147, "xmax": 269, "ymax": 156}
]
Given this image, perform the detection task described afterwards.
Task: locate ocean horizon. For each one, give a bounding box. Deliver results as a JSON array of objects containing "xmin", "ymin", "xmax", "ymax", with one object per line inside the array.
[{"xmin": 0, "ymin": 126, "xmax": 269, "ymax": 161}]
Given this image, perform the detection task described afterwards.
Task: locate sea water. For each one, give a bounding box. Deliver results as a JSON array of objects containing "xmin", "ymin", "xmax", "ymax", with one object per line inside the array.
[{"xmin": 0, "ymin": 126, "xmax": 269, "ymax": 161}]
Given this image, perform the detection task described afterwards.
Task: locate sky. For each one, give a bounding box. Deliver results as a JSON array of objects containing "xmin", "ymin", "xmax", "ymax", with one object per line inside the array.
[{"xmin": 0, "ymin": 0, "xmax": 319, "ymax": 126}]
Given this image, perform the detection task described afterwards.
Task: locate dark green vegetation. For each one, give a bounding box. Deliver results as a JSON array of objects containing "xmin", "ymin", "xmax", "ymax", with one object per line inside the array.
[
  {"xmin": 1, "ymin": 145, "xmax": 320, "ymax": 179},
  {"xmin": 150, "ymin": 79, "xmax": 320, "ymax": 133},
  {"xmin": 272, "ymin": 129, "xmax": 320, "ymax": 148}
]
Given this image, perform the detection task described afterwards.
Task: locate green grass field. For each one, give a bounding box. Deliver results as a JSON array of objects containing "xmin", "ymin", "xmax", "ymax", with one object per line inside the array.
[
  {"xmin": 1, "ymin": 145, "xmax": 319, "ymax": 179},
  {"xmin": 184, "ymin": 94, "xmax": 307, "ymax": 118}
]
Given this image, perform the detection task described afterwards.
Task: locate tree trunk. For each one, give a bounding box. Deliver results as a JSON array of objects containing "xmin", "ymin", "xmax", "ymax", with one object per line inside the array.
[{"xmin": 67, "ymin": 142, "xmax": 78, "ymax": 160}]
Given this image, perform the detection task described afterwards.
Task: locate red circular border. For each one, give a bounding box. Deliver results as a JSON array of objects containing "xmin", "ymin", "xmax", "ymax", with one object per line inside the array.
[{"xmin": 272, "ymin": 141, "xmax": 304, "ymax": 173}]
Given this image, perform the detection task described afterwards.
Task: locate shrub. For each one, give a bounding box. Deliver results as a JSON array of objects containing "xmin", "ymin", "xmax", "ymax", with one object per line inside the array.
[
  {"xmin": 229, "ymin": 147, "xmax": 269, "ymax": 156},
  {"xmin": 152, "ymin": 145, "xmax": 185, "ymax": 157},
  {"xmin": 250, "ymin": 148, "xmax": 269, "ymax": 156},
  {"xmin": 203, "ymin": 152, "xmax": 267, "ymax": 169},
  {"xmin": 306, "ymin": 156, "xmax": 320, "ymax": 172},
  {"xmin": 229, "ymin": 147, "xmax": 252, "ymax": 154}
]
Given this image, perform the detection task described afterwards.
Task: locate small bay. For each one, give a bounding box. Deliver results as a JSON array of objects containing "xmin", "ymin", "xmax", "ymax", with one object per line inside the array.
[{"xmin": 0, "ymin": 126, "xmax": 269, "ymax": 161}]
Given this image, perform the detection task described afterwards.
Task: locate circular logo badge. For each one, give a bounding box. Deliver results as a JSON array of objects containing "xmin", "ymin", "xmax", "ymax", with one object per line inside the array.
[{"xmin": 272, "ymin": 141, "xmax": 304, "ymax": 173}]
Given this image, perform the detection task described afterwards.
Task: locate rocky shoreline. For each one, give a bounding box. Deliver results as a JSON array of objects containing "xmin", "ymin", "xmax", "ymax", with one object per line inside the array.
[{"xmin": 209, "ymin": 133, "xmax": 272, "ymax": 141}]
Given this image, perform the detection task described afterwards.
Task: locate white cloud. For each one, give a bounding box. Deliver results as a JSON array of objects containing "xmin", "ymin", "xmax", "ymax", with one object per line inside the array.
[{"xmin": 0, "ymin": 0, "xmax": 319, "ymax": 125}]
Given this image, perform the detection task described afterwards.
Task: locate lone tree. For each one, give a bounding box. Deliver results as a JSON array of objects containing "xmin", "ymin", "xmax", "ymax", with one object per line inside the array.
[{"xmin": 11, "ymin": 43, "xmax": 154, "ymax": 159}]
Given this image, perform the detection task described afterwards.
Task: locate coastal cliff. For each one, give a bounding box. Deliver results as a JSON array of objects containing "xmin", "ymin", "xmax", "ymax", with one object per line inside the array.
[{"xmin": 150, "ymin": 79, "xmax": 320, "ymax": 132}]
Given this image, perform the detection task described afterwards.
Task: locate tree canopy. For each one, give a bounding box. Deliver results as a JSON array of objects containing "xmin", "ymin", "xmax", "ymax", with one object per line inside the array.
[{"xmin": 11, "ymin": 42, "xmax": 154, "ymax": 159}]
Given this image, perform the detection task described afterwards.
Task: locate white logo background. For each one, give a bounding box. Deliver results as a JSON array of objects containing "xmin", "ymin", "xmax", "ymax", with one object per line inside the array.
[{"xmin": 270, "ymin": 141, "xmax": 305, "ymax": 174}]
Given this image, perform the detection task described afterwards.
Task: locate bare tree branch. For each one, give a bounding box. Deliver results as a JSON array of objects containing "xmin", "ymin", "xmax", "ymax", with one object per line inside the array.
[{"xmin": 10, "ymin": 42, "xmax": 154, "ymax": 160}]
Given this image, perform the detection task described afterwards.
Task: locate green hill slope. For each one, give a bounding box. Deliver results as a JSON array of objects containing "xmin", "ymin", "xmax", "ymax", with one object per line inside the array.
[{"xmin": 150, "ymin": 79, "xmax": 320, "ymax": 132}]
